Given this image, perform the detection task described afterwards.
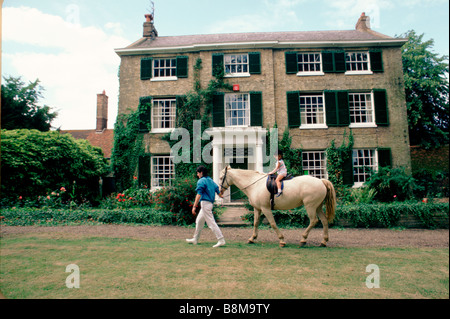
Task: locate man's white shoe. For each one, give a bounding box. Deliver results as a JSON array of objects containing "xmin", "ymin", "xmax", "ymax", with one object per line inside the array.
[
  {"xmin": 213, "ymin": 239, "xmax": 226, "ymax": 248},
  {"xmin": 186, "ymin": 238, "xmax": 198, "ymax": 245}
]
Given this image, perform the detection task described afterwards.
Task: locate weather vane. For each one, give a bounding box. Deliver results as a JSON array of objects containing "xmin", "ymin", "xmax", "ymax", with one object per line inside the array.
[{"xmin": 148, "ymin": 1, "xmax": 155, "ymax": 20}]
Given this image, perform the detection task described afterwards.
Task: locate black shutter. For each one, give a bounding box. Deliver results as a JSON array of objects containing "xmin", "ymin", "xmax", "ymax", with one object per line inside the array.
[
  {"xmin": 322, "ymin": 51, "xmax": 345, "ymax": 73},
  {"xmin": 249, "ymin": 52, "xmax": 261, "ymax": 74},
  {"xmin": 373, "ymin": 89, "xmax": 389, "ymax": 126},
  {"xmin": 322, "ymin": 51, "xmax": 334, "ymax": 73},
  {"xmin": 138, "ymin": 154, "xmax": 151, "ymax": 188},
  {"xmin": 141, "ymin": 58, "xmax": 152, "ymax": 80},
  {"xmin": 378, "ymin": 148, "xmax": 392, "ymax": 168},
  {"xmin": 287, "ymin": 91, "xmax": 300, "ymax": 128},
  {"xmin": 212, "ymin": 53, "xmax": 224, "ymax": 77},
  {"xmin": 325, "ymin": 91, "xmax": 349, "ymax": 126},
  {"xmin": 325, "ymin": 91, "xmax": 338, "ymax": 126},
  {"xmin": 139, "ymin": 96, "xmax": 152, "ymax": 132},
  {"xmin": 342, "ymin": 153, "xmax": 354, "ymax": 186},
  {"xmin": 250, "ymin": 92, "xmax": 263, "ymax": 127},
  {"xmin": 176, "ymin": 56, "xmax": 189, "ymax": 78},
  {"xmin": 370, "ymin": 50, "xmax": 383, "ymax": 72},
  {"xmin": 176, "ymin": 95, "xmax": 186, "ymax": 125},
  {"xmin": 285, "ymin": 52, "xmax": 298, "ymax": 74},
  {"xmin": 334, "ymin": 51, "xmax": 346, "ymax": 73},
  {"xmin": 212, "ymin": 92, "xmax": 225, "ymax": 127},
  {"xmin": 337, "ymin": 91, "xmax": 350, "ymax": 126}
]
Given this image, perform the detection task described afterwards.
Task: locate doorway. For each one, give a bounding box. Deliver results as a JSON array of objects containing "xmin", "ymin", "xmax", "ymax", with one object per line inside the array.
[{"xmin": 230, "ymin": 156, "xmax": 248, "ymax": 201}]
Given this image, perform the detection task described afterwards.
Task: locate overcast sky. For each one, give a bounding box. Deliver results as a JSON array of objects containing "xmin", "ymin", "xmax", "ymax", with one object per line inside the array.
[{"xmin": 2, "ymin": 0, "xmax": 449, "ymax": 130}]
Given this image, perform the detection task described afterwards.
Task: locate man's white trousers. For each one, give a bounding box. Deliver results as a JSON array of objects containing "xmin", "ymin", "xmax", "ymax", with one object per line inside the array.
[{"xmin": 193, "ymin": 201, "xmax": 224, "ymax": 241}]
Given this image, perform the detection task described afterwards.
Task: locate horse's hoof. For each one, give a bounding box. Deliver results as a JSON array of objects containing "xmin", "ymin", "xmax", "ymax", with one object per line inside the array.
[
  {"xmin": 247, "ymin": 240, "xmax": 255, "ymax": 244},
  {"xmin": 319, "ymin": 243, "xmax": 327, "ymax": 247},
  {"xmin": 279, "ymin": 242, "xmax": 286, "ymax": 248},
  {"xmin": 299, "ymin": 242, "xmax": 307, "ymax": 248}
]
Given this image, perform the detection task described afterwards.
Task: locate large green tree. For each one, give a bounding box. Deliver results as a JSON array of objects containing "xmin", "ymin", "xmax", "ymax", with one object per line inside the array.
[
  {"xmin": 400, "ymin": 30, "xmax": 449, "ymax": 148},
  {"xmin": 1, "ymin": 129, "xmax": 109, "ymax": 204},
  {"xmin": 1, "ymin": 76, "xmax": 58, "ymax": 131}
]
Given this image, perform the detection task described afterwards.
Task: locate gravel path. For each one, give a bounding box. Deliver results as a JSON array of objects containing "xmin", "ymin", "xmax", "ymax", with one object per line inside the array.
[{"xmin": 1, "ymin": 225, "xmax": 448, "ymax": 248}]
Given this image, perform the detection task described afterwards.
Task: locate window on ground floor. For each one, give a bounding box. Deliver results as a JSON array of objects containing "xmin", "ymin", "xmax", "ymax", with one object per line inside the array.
[
  {"xmin": 302, "ymin": 151, "xmax": 327, "ymax": 179},
  {"xmin": 352, "ymin": 149, "xmax": 377, "ymax": 186},
  {"xmin": 151, "ymin": 156, "xmax": 175, "ymax": 189}
]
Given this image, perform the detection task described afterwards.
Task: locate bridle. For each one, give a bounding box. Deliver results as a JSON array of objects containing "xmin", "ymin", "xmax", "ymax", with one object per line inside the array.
[
  {"xmin": 220, "ymin": 166, "xmax": 230, "ymax": 192},
  {"xmin": 220, "ymin": 166, "xmax": 267, "ymax": 195}
]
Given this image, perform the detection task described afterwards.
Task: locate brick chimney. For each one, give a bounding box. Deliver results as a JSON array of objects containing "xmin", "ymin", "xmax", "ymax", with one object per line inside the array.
[
  {"xmin": 143, "ymin": 14, "xmax": 158, "ymax": 39},
  {"xmin": 96, "ymin": 90, "xmax": 108, "ymax": 132},
  {"xmin": 355, "ymin": 12, "xmax": 371, "ymax": 31}
]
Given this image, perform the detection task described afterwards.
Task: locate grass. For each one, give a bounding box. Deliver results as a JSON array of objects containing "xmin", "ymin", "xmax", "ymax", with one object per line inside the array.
[{"xmin": 0, "ymin": 233, "xmax": 448, "ymax": 299}]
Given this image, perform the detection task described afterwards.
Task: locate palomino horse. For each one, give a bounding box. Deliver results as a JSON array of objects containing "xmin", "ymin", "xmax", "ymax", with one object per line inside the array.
[{"xmin": 219, "ymin": 166, "xmax": 336, "ymax": 247}]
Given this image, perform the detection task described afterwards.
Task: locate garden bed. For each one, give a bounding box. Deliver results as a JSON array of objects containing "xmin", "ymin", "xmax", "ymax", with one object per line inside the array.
[{"xmin": 1, "ymin": 201, "xmax": 448, "ymax": 229}]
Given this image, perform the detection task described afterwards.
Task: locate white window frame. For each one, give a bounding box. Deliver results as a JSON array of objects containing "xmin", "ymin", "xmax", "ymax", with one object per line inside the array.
[
  {"xmin": 348, "ymin": 92, "xmax": 377, "ymax": 128},
  {"xmin": 302, "ymin": 151, "xmax": 328, "ymax": 179},
  {"xmin": 151, "ymin": 98, "xmax": 177, "ymax": 133},
  {"xmin": 296, "ymin": 53, "xmax": 324, "ymax": 76},
  {"xmin": 151, "ymin": 156, "xmax": 175, "ymax": 190},
  {"xmin": 352, "ymin": 149, "xmax": 378, "ymax": 188},
  {"xmin": 225, "ymin": 93, "xmax": 250, "ymax": 127},
  {"xmin": 299, "ymin": 93, "xmax": 328, "ymax": 129},
  {"xmin": 224, "ymin": 53, "xmax": 250, "ymax": 78},
  {"xmin": 345, "ymin": 52, "xmax": 373, "ymax": 75},
  {"xmin": 151, "ymin": 58, "xmax": 177, "ymax": 81}
]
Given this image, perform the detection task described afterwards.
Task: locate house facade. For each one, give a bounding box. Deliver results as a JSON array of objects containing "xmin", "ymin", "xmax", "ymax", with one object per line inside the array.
[{"xmin": 115, "ymin": 12, "xmax": 411, "ymax": 202}]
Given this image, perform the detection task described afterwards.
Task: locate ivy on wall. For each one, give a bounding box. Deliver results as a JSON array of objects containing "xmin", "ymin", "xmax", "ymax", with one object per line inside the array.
[
  {"xmin": 111, "ymin": 107, "xmax": 146, "ymax": 192},
  {"xmin": 162, "ymin": 58, "xmax": 233, "ymax": 177},
  {"xmin": 325, "ymin": 130, "xmax": 354, "ymax": 191}
]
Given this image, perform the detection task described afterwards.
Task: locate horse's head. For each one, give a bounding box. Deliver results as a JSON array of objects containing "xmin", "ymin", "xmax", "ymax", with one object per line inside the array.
[{"xmin": 219, "ymin": 165, "xmax": 233, "ymax": 192}]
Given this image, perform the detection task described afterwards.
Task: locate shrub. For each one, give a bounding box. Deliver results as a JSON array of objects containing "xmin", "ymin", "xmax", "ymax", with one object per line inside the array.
[
  {"xmin": 243, "ymin": 202, "xmax": 449, "ymax": 229},
  {"xmin": 1, "ymin": 129, "xmax": 109, "ymax": 206},
  {"xmin": 152, "ymin": 176, "xmax": 199, "ymax": 225},
  {"xmin": 364, "ymin": 167, "xmax": 416, "ymax": 202},
  {"xmin": 0, "ymin": 207, "xmax": 173, "ymax": 226}
]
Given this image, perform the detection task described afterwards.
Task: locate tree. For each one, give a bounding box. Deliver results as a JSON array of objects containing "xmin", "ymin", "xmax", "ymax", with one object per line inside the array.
[
  {"xmin": 1, "ymin": 76, "xmax": 58, "ymax": 131},
  {"xmin": 0, "ymin": 129, "xmax": 109, "ymax": 204},
  {"xmin": 400, "ymin": 30, "xmax": 449, "ymax": 148}
]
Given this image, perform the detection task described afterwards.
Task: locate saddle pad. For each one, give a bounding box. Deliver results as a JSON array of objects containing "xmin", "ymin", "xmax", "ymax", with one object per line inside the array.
[{"xmin": 266, "ymin": 174, "xmax": 284, "ymax": 195}]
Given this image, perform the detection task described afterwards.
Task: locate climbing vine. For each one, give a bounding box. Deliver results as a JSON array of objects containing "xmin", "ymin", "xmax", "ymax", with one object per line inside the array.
[
  {"xmin": 163, "ymin": 58, "xmax": 233, "ymax": 177},
  {"xmin": 325, "ymin": 130, "xmax": 354, "ymax": 192},
  {"xmin": 111, "ymin": 108, "xmax": 147, "ymax": 192},
  {"xmin": 264, "ymin": 124, "xmax": 303, "ymax": 176}
]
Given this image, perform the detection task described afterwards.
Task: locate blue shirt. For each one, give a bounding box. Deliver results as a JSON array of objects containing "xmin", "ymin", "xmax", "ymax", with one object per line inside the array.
[{"xmin": 196, "ymin": 176, "xmax": 220, "ymax": 203}]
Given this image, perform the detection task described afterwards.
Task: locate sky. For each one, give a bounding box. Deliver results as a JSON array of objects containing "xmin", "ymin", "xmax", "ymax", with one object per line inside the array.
[{"xmin": 2, "ymin": 0, "xmax": 449, "ymax": 130}]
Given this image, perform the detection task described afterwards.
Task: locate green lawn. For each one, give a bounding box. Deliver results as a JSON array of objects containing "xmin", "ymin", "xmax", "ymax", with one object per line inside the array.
[{"xmin": 1, "ymin": 233, "xmax": 448, "ymax": 299}]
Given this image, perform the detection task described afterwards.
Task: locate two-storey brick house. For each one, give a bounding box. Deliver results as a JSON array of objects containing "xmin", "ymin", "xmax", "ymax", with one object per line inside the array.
[{"xmin": 115, "ymin": 12, "xmax": 411, "ymax": 202}]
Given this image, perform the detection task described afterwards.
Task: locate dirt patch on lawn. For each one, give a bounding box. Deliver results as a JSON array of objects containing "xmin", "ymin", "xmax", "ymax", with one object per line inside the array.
[{"xmin": 1, "ymin": 225, "xmax": 448, "ymax": 248}]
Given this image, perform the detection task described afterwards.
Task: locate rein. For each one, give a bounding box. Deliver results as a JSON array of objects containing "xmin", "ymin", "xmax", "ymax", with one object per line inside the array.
[{"xmin": 220, "ymin": 167, "xmax": 267, "ymax": 197}]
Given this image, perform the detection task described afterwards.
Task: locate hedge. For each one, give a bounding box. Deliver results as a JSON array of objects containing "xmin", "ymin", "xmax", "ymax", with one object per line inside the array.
[
  {"xmin": 243, "ymin": 202, "xmax": 449, "ymax": 229},
  {"xmin": 1, "ymin": 202, "xmax": 448, "ymax": 229},
  {"xmin": 0, "ymin": 207, "xmax": 175, "ymax": 226}
]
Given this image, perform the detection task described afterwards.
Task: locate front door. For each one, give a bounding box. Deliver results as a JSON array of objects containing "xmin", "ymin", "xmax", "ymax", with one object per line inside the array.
[{"xmin": 230, "ymin": 157, "xmax": 248, "ymax": 201}]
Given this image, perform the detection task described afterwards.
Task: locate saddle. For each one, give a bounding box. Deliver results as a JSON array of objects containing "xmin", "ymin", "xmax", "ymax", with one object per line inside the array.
[{"xmin": 266, "ymin": 174, "xmax": 293, "ymax": 210}]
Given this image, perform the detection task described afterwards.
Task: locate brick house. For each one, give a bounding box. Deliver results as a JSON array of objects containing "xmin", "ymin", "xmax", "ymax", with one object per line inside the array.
[{"xmin": 115, "ymin": 12, "xmax": 411, "ymax": 202}]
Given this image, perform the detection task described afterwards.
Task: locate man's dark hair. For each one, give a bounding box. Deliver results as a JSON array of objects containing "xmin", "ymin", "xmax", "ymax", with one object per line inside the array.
[{"xmin": 196, "ymin": 165, "xmax": 208, "ymax": 176}]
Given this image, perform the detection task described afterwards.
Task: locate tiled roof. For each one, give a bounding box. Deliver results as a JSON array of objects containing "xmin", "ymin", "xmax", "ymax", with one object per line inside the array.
[
  {"xmin": 116, "ymin": 29, "xmax": 405, "ymax": 55},
  {"xmin": 61, "ymin": 129, "xmax": 114, "ymax": 159},
  {"xmin": 127, "ymin": 30, "xmax": 390, "ymax": 49}
]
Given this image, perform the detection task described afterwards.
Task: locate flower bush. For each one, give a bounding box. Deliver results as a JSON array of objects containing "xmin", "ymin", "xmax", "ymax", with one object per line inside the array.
[{"xmin": 152, "ymin": 176, "xmax": 199, "ymax": 225}]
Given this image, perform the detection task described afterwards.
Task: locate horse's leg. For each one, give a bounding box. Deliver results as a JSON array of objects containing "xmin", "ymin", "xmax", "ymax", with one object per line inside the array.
[
  {"xmin": 316, "ymin": 204, "xmax": 329, "ymax": 247},
  {"xmin": 262, "ymin": 208, "xmax": 286, "ymax": 247},
  {"xmin": 300, "ymin": 205, "xmax": 318, "ymax": 247},
  {"xmin": 248, "ymin": 208, "xmax": 262, "ymax": 244}
]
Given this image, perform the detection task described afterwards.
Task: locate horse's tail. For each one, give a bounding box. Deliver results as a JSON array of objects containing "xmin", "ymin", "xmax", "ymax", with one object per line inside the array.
[{"xmin": 321, "ymin": 179, "xmax": 336, "ymax": 223}]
